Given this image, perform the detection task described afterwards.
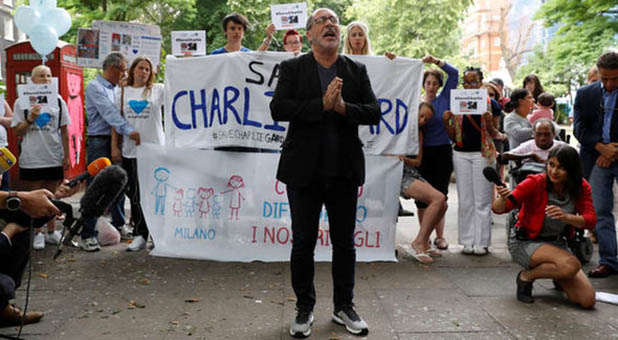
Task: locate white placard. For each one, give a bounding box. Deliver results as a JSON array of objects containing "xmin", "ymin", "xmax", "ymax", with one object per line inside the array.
[
  {"xmin": 17, "ymin": 82, "xmax": 59, "ymax": 111},
  {"xmin": 164, "ymin": 53, "xmax": 422, "ymax": 155},
  {"xmin": 270, "ymin": 2, "xmax": 307, "ymax": 30},
  {"xmin": 0, "ymin": 93, "xmax": 4, "ymax": 117},
  {"xmin": 77, "ymin": 21, "xmax": 162, "ymax": 68},
  {"xmin": 137, "ymin": 143, "xmax": 401, "ymax": 262},
  {"xmin": 450, "ymin": 89, "xmax": 488, "ymax": 115},
  {"xmin": 171, "ymin": 31, "xmax": 207, "ymax": 56}
]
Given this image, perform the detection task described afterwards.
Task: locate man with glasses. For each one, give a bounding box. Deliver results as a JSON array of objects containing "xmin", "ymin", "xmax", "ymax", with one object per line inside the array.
[
  {"xmin": 270, "ymin": 8, "xmax": 380, "ymax": 338},
  {"xmin": 574, "ymin": 52, "xmax": 618, "ymax": 278},
  {"xmin": 82, "ymin": 52, "xmax": 140, "ymax": 251}
]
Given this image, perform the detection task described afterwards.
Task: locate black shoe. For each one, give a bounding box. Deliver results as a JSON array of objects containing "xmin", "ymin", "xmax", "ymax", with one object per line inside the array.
[
  {"xmin": 516, "ymin": 271, "xmax": 534, "ymax": 303},
  {"xmin": 553, "ymin": 279, "xmax": 563, "ymax": 291}
]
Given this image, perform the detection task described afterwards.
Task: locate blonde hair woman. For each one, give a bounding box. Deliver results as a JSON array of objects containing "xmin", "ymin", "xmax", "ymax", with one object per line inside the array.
[{"xmin": 344, "ymin": 21, "xmax": 372, "ymax": 55}]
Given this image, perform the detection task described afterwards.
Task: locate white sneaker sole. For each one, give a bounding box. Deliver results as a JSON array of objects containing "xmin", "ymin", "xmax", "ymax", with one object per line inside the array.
[
  {"xmin": 332, "ymin": 313, "xmax": 369, "ymax": 336},
  {"xmin": 290, "ymin": 315, "xmax": 313, "ymax": 338}
]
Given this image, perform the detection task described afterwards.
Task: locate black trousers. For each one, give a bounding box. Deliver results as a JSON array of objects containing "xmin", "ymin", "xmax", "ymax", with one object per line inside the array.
[
  {"xmin": 287, "ymin": 176, "xmax": 358, "ymax": 312},
  {"xmin": 0, "ymin": 273, "xmax": 15, "ymax": 310},
  {"xmin": 122, "ymin": 157, "xmax": 149, "ymax": 239}
]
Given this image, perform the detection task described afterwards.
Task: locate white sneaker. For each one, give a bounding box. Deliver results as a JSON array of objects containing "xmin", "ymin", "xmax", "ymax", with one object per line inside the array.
[
  {"xmin": 462, "ymin": 246, "xmax": 474, "ymax": 255},
  {"xmin": 473, "ymin": 246, "xmax": 489, "ymax": 256},
  {"xmin": 33, "ymin": 232, "xmax": 45, "ymax": 250},
  {"xmin": 45, "ymin": 230, "xmax": 62, "ymax": 245},
  {"xmin": 127, "ymin": 235, "xmax": 146, "ymax": 252},
  {"xmin": 118, "ymin": 225, "xmax": 133, "ymax": 240},
  {"xmin": 80, "ymin": 236, "xmax": 101, "ymax": 252}
]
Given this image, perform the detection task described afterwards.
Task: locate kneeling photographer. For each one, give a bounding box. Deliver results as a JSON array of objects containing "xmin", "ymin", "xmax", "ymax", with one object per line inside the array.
[
  {"xmin": 0, "ymin": 182, "xmax": 78, "ymax": 326},
  {"xmin": 492, "ymin": 145, "xmax": 597, "ymax": 308}
]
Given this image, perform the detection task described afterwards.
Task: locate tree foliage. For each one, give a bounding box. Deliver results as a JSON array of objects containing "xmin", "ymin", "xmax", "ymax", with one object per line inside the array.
[
  {"xmin": 515, "ymin": 0, "xmax": 617, "ymax": 99},
  {"xmin": 344, "ymin": 0, "xmax": 471, "ymax": 59}
]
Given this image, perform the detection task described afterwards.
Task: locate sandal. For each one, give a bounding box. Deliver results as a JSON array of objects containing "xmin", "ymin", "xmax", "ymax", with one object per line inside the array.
[
  {"xmin": 434, "ymin": 237, "xmax": 449, "ymax": 250},
  {"xmin": 408, "ymin": 245, "xmax": 433, "ymax": 264},
  {"xmin": 427, "ymin": 248, "xmax": 442, "ymax": 257}
]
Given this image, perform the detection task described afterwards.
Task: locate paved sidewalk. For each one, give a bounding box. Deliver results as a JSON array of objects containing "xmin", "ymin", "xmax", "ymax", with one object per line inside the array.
[{"xmin": 1, "ymin": 184, "xmax": 618, "ymax": 339}]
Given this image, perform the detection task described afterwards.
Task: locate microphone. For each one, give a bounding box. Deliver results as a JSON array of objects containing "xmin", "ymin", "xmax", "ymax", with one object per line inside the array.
[
  {"xmin": 67, "ymin": 157, "xmax": 111, "ymax": 187},
  {"xmin": 483, "ymin": 166, "xmax": 517, "ymax": 205},
  {"xmin": 55, "ymin": 165, "xmax": 127, "ymax": 259},
  {"xmin": 0, "ymin": 147, "xmax": 17, "ymax": 174}
]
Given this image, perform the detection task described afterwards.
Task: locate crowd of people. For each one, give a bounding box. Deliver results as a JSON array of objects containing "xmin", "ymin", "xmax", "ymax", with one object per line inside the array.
[{"xmin": 0, "ymin": 6, "xmax": 617, "ymax": 337}]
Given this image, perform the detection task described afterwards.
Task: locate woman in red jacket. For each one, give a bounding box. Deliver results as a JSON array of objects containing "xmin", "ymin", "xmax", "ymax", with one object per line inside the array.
[{"xmin": 492, "ymin": 145, "xmax": 596, "ymax": 308}]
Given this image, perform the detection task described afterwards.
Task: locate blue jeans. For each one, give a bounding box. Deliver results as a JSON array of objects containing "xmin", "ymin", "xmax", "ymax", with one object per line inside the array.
[
  {"xmin": 81, "ymin": 136, "xmax": 126, "ymax": 239},
  {"xmin": 590, "ymin": 164, "xmax": 618, "ymax": 270}
]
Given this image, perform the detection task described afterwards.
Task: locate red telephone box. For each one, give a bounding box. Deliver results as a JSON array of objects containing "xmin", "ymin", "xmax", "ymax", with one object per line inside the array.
[{"xmin": 4, "ymin": 40, "xmax": 86, "ymax": 189}]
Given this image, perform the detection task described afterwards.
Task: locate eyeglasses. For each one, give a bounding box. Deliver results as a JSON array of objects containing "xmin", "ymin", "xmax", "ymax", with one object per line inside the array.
[
  {"xmin": 115, "ymin": 65, "xmax": 128, "ymax": 73},
  {"xmin": 313, "ymin": 16, "xmax": 339, "ymax": 26},
  {"xmin": 463, "ymin": 81, "xmax": 480, "ymax": 86},
  {"xmin": 285, "ymin": 41, "xmax": 301, "ymax": 45}
]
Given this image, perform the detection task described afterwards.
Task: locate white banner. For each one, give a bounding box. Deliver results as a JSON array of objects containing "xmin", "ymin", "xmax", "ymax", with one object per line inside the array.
[
  {"xmin": 164, "ymin": 53, "xmax": 422, "ymax": 155},
  {"xmin": 137, "ymin": 143, "xmax": 401, "ymax": 262},
  {"xmin": 77, "ymin": 21, "xmax": 162, "ymax": 68}
]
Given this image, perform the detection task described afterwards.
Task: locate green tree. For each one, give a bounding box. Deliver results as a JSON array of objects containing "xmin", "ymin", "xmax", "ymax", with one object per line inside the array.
[{"xmin": 344, "ymin": 0, "xmax": 471, "ymax": 58}]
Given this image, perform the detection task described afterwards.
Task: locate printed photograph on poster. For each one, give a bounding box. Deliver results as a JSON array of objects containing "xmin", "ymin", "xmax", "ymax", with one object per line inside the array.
[
  {"xmin": 450, "ymin": 89, "xmax": 488, "ymax": 115},
  {"xmin": 77, "ymin": 28, "xmax": 100, "ymax": 59},
  {"xmin": 270, "ymin": 2, "xmax": 307, "ymax": 30},
  {"xmin": 18, "ymin": 82, "xmax": 59, "ymax": 111},
  {"xmin": 171, "ymin": 31, "xmax": 207, "ymax": 56},
  {"xmin": 78, "ymin": 21, "xmax": 162, "ymax": 69}
]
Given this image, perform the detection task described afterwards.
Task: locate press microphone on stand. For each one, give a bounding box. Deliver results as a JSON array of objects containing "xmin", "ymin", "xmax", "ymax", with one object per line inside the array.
[
  {"xmin": 55, "ymin": 165, "xmax": 128, "ymax": 259},
  {"xmin": 482, "ymin": 166, "xmax": 518, "ymax": 205},
  {"xmin": 67, "ymin": 157, "xmax": 111, "ymax": 187}
]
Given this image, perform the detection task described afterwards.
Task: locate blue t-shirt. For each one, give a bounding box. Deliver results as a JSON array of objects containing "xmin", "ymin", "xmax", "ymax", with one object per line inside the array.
[{"xmin": 210, "ymin": 46, "xmax": 252, "ymax": 54}]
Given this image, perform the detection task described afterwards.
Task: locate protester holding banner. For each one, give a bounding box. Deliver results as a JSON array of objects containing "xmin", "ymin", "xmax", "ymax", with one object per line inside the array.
[
  {"xmin": 399, "ymin": 102, "xmax": 448, "ymax": 264},
  {"xmin": 443, "ymin": 67, "xmax": 503, "ymax": 256},
  {"xmin": 343, "ymin": 21, "xmax": 372, "ymax": 55},
  {"xmin": 82, "ymin": 52, "xmax": 140, "ymax": 252},
  {"xmin": 11, "ymin": 65, "xmax": 70, "ymax": 250},
  {"xmin": 283, "ymin": 29, "xmax": 303, "ymax": 55},
  {"xmin": 417, "ymin": 55, "xmax": 459, "ymax": 251},
  {"xmin": 211, "ymin": 13, "xmax": 275, "ymax": 54},
  {"xmin": 270, "ymin": 8, "xmax": 380, "ymax": 338},
  {"xmin": 111, "ymin": 56, "xmax": 164, "ymax": 252}
]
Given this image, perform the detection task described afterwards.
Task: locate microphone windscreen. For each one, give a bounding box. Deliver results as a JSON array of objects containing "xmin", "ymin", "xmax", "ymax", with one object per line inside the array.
[
  {"xmin": 87, "ymin": 157, "xmax": 111, "ymax": 176},
  {"xmin": 482, "ymin": 166, "xmax": 503, "ymax": 186},
  {"xmin": 80, "ymin": 165, "xmax": 127, "ymax": 219},
  {"xmin": 0, "ymin": 147, "xmax": 16, "ymax": 174}
]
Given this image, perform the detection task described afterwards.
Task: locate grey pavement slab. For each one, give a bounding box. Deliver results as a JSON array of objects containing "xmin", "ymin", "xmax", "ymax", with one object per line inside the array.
[{"xmin": 2, "ymin": 183, "xmax": 618, "ymax": 339}]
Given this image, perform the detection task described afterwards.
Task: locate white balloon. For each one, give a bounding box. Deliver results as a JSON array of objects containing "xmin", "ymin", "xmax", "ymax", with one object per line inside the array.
[
  {"xmin": 14, "ymin": 6, "xmax": 41, "ymax": 35},
  {"xmin": 30, "ymin": 24, "xmax": 58, "ymax": 56},
  {"xmin": 41, "ymin": 8, "xmax": 72, "ymax": 37}
]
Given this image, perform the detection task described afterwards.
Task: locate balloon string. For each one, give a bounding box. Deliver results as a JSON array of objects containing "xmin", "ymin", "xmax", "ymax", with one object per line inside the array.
[{"xmin": 42, "ymin": 55, "xmax": 47, "ymax": 65}]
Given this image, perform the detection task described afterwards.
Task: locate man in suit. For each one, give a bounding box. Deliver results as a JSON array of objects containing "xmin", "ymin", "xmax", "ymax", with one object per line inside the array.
[
  {"xmin": 270, "ymin": 8, "xmax": 380, "ymax": 338},
  {"xmin": 574, "ymin": 51, "xmax": 618, "ymax": 278}
]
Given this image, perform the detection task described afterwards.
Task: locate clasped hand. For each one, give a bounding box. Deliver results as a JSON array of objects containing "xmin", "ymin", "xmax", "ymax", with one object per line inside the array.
[{"xmin": 322, "ymin": 77, "xmax": 345, "ymax": 114}]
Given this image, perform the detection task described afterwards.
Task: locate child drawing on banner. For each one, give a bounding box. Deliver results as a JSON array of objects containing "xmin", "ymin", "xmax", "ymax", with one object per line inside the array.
[
  {"xmin": 184, "ymin": 188, "xmax": 197, "ymax": 217},
  {"xmin": 66, "ymin": 73, "xmax": 83, "ymax": 167},
  {"xmin": 221, "ymin": 175, "xmax": 245, "ymax": 220},
  {"xmin": 211, "ymin": 194, "xmax": 222, "ymax": 219},
  {"xmin": 173, "ymin": 188, "xmax": 184, "ymax": 217},
  {"xmin": 198, "ymin": 187, "xmax": 214, "ymax": 218},
  {"xmin": 151, "ymin": 167, "xmax": 175, "ymax": 215}
]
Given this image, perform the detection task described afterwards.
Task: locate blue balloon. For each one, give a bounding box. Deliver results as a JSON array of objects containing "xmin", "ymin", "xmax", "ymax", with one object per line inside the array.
[
  {"xmin": 31, "ymin": 0, "xmax": 57, "ymax": 10},
  {"xmin": 30, "ymin": 25, "xmax": 58, "ymax": 56},
  {"xmin": 42, "ymin": 8, "xmax": 72, "ymax": 37},
  {"xmin": 14, "ymin": 6, "xmax": 41, "ymax": 35}
]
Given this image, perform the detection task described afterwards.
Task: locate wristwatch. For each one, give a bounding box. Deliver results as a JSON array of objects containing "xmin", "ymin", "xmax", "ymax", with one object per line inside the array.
[{"xmin": 6, "ymin": 191, "xmax": 21, "ymax": 211}]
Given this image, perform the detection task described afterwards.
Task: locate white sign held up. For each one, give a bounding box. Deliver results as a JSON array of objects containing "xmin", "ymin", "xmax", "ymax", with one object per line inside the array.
[
  {"xmin": 450, "ymin": 89, "xmax": 488, "ymax": 115},
  {"xmin": 270, "ymin": 2, "xmax": 308, "ymax": 30},
  {"xmin": 17, "ymin": 82, "xmax": 59, "ymax": 111},
  {"xmin": 171, "ymin": 31, "xmax": 207, "ymax": 57}
]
